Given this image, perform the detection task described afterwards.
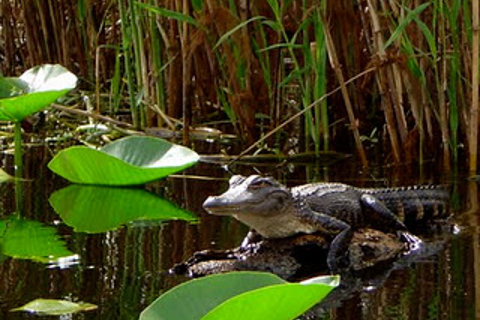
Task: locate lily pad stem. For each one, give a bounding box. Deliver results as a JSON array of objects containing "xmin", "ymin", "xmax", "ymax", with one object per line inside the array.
[
  {"xmin": 14, "ymin": 121, "xmax": 23, "ymax": 212},
  {"xmin": 14, "ymin": 121, "xmax": 23, "ymax": 176}
]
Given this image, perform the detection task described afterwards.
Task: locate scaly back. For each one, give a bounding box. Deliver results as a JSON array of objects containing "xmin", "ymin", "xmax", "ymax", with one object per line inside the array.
[{"xmin": 363, "ymin": 185, "xmax": 450, "ymax": 224}]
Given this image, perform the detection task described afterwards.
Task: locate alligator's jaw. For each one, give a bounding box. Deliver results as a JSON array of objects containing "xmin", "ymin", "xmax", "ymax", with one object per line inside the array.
[
  {"xmin": 233, "ymin": 209, "xmax": 317, "ymax": 239},
  {"xmin": 203, "ymin": 195, "xmax": 315, "ymax": 238},
  {"xmin": 202, "ymin": 196, "xmax": 242, "ymax": 216}
]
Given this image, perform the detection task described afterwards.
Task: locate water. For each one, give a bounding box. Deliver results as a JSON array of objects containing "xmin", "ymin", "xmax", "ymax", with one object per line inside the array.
[{"xmin": 0, "ymin": 146, "xmax": 478, "ymax": 319}]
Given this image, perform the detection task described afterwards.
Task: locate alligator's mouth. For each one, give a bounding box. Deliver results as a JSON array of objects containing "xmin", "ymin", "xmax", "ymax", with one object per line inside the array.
[
  {"xmin": 203, "ymin": 190, "xmax": 290, "ymax": 216},
  {"xmin": 203, "ymin": 198, "xmax": 261, "ymax": 215},
  {"xmin": 202, "ymin": 197, "xmax": 264, "ymax": 215},
  {"xmin": 203, "ymin": 205, "xmax": 241, "ymax": 215}
]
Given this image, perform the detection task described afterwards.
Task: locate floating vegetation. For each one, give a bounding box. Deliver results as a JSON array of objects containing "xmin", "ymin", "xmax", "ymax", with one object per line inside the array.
[
  {"xmin": 11, "ymin": 299, "xmax": 97, "ymax": 316},
  {"xmin": 140, "ymin": 272, "xmax": 339, "ymax": 320},
  {"xmin": 48, "ymin": 136, "xmax": 199, "ymax": 185}
]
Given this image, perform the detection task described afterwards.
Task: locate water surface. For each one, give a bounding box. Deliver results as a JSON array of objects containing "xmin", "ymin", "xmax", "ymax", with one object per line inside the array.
[{"xmin": 0, "ymin": 148, "xmax": 477, "ymax": 319}]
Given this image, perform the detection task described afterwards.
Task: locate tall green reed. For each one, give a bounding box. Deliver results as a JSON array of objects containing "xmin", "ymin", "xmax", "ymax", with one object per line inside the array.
[{"xmin": 119, "ymin": 0, "xmax": 139, "ymax": 127}]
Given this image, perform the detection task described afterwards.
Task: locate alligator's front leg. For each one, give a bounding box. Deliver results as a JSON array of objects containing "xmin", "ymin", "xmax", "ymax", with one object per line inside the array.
[
  {"xmin": 327, "ymin": 226, "xmax": 353, "ymax": 272},
  {"xmin": 297, "ymin": 207, "xmax": 353, "ymax": 272},
  {"xmin": 240, "ymin": 230, "xmax": 263, "ymax": 248},
  {"xmin": 360, "ymin": 194, "xmax": 422, "ymax": 247}
]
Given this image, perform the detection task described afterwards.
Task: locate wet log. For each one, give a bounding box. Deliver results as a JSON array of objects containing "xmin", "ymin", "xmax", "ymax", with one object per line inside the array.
[{"xmin": 171, "ymin": 228, "xmax": 406, "ymax": 280}]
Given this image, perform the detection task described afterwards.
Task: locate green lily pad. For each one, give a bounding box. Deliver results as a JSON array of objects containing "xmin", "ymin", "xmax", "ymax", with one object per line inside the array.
[
  {"xmin": 11, "ymin": 299, "xmax": 97, "ymax": 315},
  {"xmin": 0, "ymin": 76, "xmax": 28, "ymax": 98},
  {"xmin": 140, "ymin": 272, "xmax": 286, "ymax": 320},
  {"xmin": 140, "ymin": 272, "xmax": 339, "ymax": 320},
  {"xmin": 49, "ymin": 185, "xmax": 197, "ymax": 233},
  {"xmin": 0, "ymin": 216, "xmax": 75, "ymax": 263},
  {"xmin": 203, "ymin": 276, "xmax": 339, "ymax": 320},
  {"xmin": 0, "ymin": 64, "xmax": 77, "ymax": 121},
  {"xmin": 48, "ymin": 136, "xmax": 200, "ymax": 185}
]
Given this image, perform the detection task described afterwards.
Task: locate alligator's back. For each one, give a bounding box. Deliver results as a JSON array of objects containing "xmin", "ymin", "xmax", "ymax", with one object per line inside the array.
[
  {"xmin": 363, "ymin": 185, "xmax": 450, "ymax": 225},
  {"xmin": 292, "ymin": 182, "xmax": 450, "ymax": 228}
]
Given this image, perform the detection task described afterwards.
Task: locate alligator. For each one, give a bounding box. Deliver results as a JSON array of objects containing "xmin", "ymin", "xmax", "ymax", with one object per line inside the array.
[{"xmin": 202, "ymin": 175, "xmax": 450, "ymax": 271}]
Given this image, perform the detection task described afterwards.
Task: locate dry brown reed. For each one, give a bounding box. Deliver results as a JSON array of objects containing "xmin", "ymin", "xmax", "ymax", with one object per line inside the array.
[
  {"xmin": 470, "ymin": 0, "xmax": 479, "ymax": 172},
  {"xmin": 1, "ymin": 0, "xmax": 479, "ymax": 170}
]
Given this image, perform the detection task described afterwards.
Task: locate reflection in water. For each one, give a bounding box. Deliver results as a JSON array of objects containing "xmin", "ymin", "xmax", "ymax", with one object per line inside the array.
[
  {"xmin": 0, "ymin": 215, "xmax": 77, "ymax": 263},
  {"xmin": 49, "ymin": 185, "xmax": 197, "ymax": 233},
  {"xmin": 0, "ymin": 149, "xmax": 478, "ymax": 319}
]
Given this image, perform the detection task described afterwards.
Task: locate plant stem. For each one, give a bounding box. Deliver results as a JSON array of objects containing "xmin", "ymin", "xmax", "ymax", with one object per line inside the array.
[
  {"xmin": 14, "ymin": 121, "xmax": 22, "ymax": 176},
  {"xmin": 119, "ymin": 0, "xmax": 138, "ymax": 128},
  {"xmin": 470, "ymin": 0, "xmax": 479, "ymax": 172},
  {"xmin": 14, "ymin": 121, "xmax": 23, "ymax": 213}
]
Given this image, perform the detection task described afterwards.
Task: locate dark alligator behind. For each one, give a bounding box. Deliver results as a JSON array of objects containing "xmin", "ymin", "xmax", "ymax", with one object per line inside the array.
[{"xmin": 203, "ymin": 175, "xmax": 450, "ymax": 271}]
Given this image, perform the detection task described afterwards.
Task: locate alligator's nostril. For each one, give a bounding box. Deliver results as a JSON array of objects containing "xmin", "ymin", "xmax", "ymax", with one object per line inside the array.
[{"xmin": 202, "ymin": 196, "xmax": 220, "ymax": 209}]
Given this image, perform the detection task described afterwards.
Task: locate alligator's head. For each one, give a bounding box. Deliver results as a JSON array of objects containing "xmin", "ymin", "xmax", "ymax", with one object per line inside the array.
[{"xmin": 202, "ymin": 175, "xmax": 292, "ymax": 217}]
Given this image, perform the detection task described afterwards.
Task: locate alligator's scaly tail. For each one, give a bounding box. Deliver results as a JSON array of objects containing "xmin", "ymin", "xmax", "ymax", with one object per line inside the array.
[{"xmin": 365, "ymin": 186, "xmax": 450, "ymax": 224}]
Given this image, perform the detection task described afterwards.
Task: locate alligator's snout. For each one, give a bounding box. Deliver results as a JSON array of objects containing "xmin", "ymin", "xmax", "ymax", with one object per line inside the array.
[
  {"xmin": 202, "ymin": 196, "xmax": 218, "ymax": 209},
  {"xmin": 202, "ymin": 196, "xmax": 231, "ymax": 215}
]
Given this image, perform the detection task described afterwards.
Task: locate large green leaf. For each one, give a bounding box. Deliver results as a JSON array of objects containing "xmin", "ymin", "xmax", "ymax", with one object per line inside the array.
[
  {"xmin": 49, "ymin": 185, "xmax": 197, "ymax": 233},
  {"xmin": 48, "ymin": 136, "xmax": 199, "ymax": 185},
  {"xmin": 202, "ymin": 281, "xmax": 337, "ymax": 320},
  {"xmin": 0, "ymin": 76, "xmax": 28, "ymax": 98},
  {"xmin": 0, "ymin": 64, "xmax": 77, "ymax": 121},
  {"xmin": 11, "ymin": 299, "xmax": 97, "ymax": 315},
  {"xmin": 140, "ymin": 272, "xmax": 286, "ymax": 320},
  {"xmin": 140, "ymin": 272, "xmax": 339, "ymax": 320},
  {"xmin": 0, "ymin": 216, "xmax": 76, "ymax": 263}
]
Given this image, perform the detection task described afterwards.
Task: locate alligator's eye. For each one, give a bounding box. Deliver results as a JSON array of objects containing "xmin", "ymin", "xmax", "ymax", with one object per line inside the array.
[
  {"xmin": 248, "ymin": 179, "xmax": 273, "ymax": 191},
  {"xmin": 229, "ymin": 175, "xmax": 245, "ymax": 186}
]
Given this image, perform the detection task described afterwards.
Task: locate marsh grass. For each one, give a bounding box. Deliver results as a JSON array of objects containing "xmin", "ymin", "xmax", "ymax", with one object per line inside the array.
[{"xmin": 2, "ymin": 0, "xmax": 479, "ymax": 169}]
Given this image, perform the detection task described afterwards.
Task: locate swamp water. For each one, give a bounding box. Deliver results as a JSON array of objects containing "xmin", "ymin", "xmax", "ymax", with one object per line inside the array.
[{"xmin": 0, "ymin": 146, "xmax": 478, "ymax": 320}]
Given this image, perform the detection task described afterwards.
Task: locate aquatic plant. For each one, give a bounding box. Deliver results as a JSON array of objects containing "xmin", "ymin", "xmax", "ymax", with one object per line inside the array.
[
  {"xmin": 2, "ymin": 1, "xmax": 479, "ymax": 169},
  {"xmin": 140, "ymin": 271, "xmax": 339, "ymax": 320},
  {"xmin": 0, "ymin": 64, "xmax": 77, "ymax": 174},
  {"xmin": 48, "ymin": 135, "xmax": 199, "ymax": 185},
  {"xmin": 11, "ymin": 299, "xmax": 97, "ymax": 316}
]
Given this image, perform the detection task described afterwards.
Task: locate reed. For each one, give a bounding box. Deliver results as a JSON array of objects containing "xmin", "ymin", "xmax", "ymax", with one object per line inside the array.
[
  {"xmin": 471, "ymin": 0, "xmax": 479, "ymax": 172},
  {"xmin": 2, "ymin": 0, "xmax": 479, "ymax": 169}
]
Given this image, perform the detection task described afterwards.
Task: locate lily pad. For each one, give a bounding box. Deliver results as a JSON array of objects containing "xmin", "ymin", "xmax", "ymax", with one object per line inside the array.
[
  {"xmin": 0, "ymin": 216, "xmax": 75, "ymax": 263},
  {"xmin": 140, "ymin": 272, "xmax": 285, "ymax": 320},
  {"xmin": 0, "ymin": 64, "xmax": 77, "ymax": 121},
  {"xmin": 48, "ymin": 136, "xmax": 199, "ymax": 185},
  {"xmin": 0, "ymin": 76, "xmax": 28, "ymax": 98},
  {"xmin": 203, "ymin": 283, "xmax": 333, "ymax": 320},
  {"xmin": 49, "ymin": 185, "xmax": 197, "ymax": 233},
  {"xmin": 11, "ymin": 299, "xmax": 97, "ymax": 315},
  {"xmin": 140, "ymin": 272, "xmax": 339, "ymax": 320}
]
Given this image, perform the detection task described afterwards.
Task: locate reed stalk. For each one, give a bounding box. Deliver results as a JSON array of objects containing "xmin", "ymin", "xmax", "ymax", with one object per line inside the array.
[
  {"xmin": 470, "ymin": 0, "xmax": 479, "ymax": 172},
  {"xmin": 366, "ymin": 0, "xmax": 401, "ymax": 163},
  {"xmin": 181, "ymin": 0, "xmax": 191, "ymax": 145},
  {"xmin": 118, "ymin": 0, "xmax": 138, "ymax": 128},
  {"xmin": 323, "ymin": 18, "xmax": 368, "ymax": 167},
  {"xmin": 110, "ymin": 48, "xmax": 123, "ymax": 114},
  {"xmin": 446, "ymin": 0, "xmax": 463, "ymax": 165},
  {"xmin": 432, "ymin": 0, "xmax": 451, "ymax": 169},
  {"xmin": 311, "ymin": 6, "xmax": 328, "ymax": 152},
  {"xmin": 4, "ymin": 0, "xmax": 479, "ymax": 167},
  {"xmin": 149, "ymin": 0, "xmax": 166, "ymax": 125}
]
